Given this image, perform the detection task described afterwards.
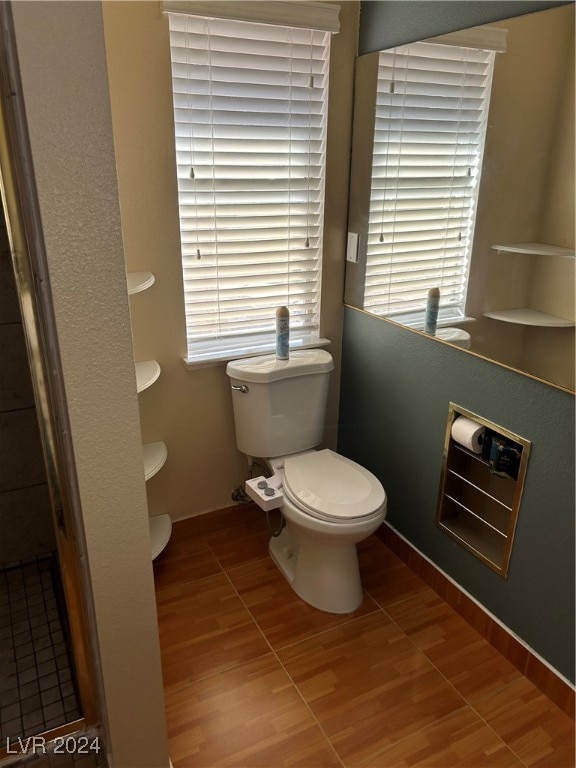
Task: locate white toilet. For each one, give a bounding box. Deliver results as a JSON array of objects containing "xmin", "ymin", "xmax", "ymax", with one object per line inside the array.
[
  {"xmin": 226, "ymin": 349, "xmax": 387, "ymax": 614},
  {"xmin": 435, "ymin": 327, "xmax": 471, "ymax": 349}
]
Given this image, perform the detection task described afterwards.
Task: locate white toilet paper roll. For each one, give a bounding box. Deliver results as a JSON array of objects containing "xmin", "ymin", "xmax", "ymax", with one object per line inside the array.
[{"xmin": 451, "ymin": 416, "xmax": 485, "ymax": 454}]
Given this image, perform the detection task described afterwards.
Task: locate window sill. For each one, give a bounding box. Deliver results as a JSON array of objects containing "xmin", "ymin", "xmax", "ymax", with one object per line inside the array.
[
  {"xmin": 402, "ymin": 316, "xmax": 477, "ymax": 332},
  {"xmin": 181, "ymin": 337, "xmax": 332, "ymax": 370}
]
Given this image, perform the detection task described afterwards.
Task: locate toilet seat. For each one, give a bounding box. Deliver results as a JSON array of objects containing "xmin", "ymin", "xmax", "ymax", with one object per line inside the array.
[{"xmin": 283, "ymin": 449, "xmax": 386, "ymax": 522}]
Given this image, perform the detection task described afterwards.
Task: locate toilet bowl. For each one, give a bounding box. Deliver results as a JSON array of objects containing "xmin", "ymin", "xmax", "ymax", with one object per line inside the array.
[
  {"xmin": 267, "ymin": 449, "xmax": 386, "ymax": 613},
  {"xmin": 226, "ymin": 349, "xmax": 387, "ymax": 614},
  {"xmin": 435, "ymin": 327, "xmax": 471, "ymax": 349}
]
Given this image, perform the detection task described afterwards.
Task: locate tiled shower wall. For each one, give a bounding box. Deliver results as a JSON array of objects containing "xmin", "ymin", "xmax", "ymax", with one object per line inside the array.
[{"xmin": 0, "ymin": 212, "xmax": 55, "ymax": 566}]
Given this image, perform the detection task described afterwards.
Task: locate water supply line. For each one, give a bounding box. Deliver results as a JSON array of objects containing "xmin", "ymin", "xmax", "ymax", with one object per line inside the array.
[{"xmin": 266, "ymin": 508, "xmax": 286, "ymax": 538}]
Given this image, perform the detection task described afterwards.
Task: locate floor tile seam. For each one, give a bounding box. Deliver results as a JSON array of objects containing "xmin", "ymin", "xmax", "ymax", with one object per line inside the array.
[
  {"xmin": 463, "ymin": 674, "xmax": 533, "ymax": 714},
  {"xmin": 350, "ymin": 702, "xmax": 486, "ymax": 767},
  {"xmin": 381, "ymin": 608, "xmax": 532, "ymax": 768},
  {"xmin": 465, "ymin": 673, "xmax": 575, "ymax": 764},
  {"xmin": 464, "ymin": 692, "xmax": 533, "ymax": 768},
  {"xmin": 214, "ymin": 554, "xmax": 384, "ymax": 650},
  {"xmin": 381, "ymin": 606, "xmax": 473, "ymax": 707},
  {"xmin": 154, "ymin": 570, "xmax": 226, "ymax": 599},
  {"xmin": 219, "ymin": 561, "xmax": 384, "ymax": 662},
  {"xmin": 352, "ymin": 704, "xmax": 468, "ymax": 768},
  {"xmin": 269, "ymin": 601, "xmax": 386, "ymax": 655},
  {"xmin": 379, "ymin": 606, "xmax": 532, "ymax": 688},
  {"xmin": 198, "ymin": 504, "xmax": 260, "ymax": 532},
  {"xmin": 220, "ymin": 570, "xmax": 346, "ymax": 768},
  {"xmin": 162, "ymin": 651, "xmax": 278, "ymax": 693},
  {"xmin": 204, "ymin": 538, "xmax": 272, "ymax": 575},
  {"xmin": 164, "ymin": 534, "xmax": 225, "ymax": 566},
  {"xmin": 220, "ymin": 553, "xmax": 273, "ymax": 577},
  {"xmin": 154, "ymin": 564, "xmax": 229, "ymax": 599},
  {"xmin": 221, "ymin": 569, "xmax": 279, "ymax": 657},
  {"xmin": 364, "ymin": 584, "xmax": 430, "ymax": 613},
  {"xmin": 380, "ymin": 603, "xmax": 538, "ymax": 721},
  {"xmin": 270, "ymin": 650, "xmax": 346, "ymax": 768}
]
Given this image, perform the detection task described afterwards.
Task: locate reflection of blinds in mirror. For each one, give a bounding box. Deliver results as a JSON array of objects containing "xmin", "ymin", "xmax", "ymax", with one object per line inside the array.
[{"xmin": 364, "ymin": 42, "xmax": 495, "ymax": 326}]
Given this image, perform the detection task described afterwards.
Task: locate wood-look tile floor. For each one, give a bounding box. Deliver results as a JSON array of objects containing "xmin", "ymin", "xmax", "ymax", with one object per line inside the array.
[{"xmin": 153, "ymin": 505, "xmax": 575, "ymax": 768}]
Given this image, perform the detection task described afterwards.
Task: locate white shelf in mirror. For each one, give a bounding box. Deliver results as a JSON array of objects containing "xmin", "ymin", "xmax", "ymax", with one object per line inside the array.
[
  {"xmin": 135, "ymin": 360, "xmax": 161, "ymax": 393},
  {"xmin": 143, "ymin": 441, "xmax": 168, "ymax": 481},
  {"xmin": 150, "ymin": 514, "xmax": 172, "ymax": 560},
  {"xmin": 127, "ymin": 271, "xmax": 155, "ymax": 295},
  {"xmin": 492, "ymin": 242, "xmax": 575, "ymax": 259},
  {"xmin": 483, "ymin": 308, "xmax": 575, "ymax": 328}
]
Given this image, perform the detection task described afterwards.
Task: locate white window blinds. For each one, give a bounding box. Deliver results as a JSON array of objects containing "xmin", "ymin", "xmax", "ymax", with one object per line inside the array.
[
  {"xmin": 167, "ymin": 13, "xmax": 330, "ymax": 362},
  {"xmin": 364, "ymin": 41, "xmax": 495, "ymax": 326}
]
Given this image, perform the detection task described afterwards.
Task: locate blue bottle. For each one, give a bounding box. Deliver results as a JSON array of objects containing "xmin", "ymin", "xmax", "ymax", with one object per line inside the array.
[
  {"xmin": 276, "ymin": 306, "xmax": 289, "ymax": 360},
  {"xmin": 424, "ymin": 287, "xmax": 440, "ymax": 335}
]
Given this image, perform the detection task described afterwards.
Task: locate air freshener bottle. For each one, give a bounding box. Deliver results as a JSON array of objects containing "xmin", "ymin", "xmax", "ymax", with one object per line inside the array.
[
  {"xmin": 276, "ymin": 306, "xmax": 289, "ymax": 360},
  {"xmin": 424, "ymin": 287, "xmax": 440, "ymax": 335}
]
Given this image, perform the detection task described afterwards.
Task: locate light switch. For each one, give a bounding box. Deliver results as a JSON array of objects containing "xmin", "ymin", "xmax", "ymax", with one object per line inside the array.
[{"xmin": 346, "ymin": 232, "xmax": 359, "ymax": 263}]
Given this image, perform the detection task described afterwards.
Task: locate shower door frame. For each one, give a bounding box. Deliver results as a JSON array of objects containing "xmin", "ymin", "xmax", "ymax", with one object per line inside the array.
[{"xmin": 0, "ymin": 5, "xmax": 101, "ymax": 760}]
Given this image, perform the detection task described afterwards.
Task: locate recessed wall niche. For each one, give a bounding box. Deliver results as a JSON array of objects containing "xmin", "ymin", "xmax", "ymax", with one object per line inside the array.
[{"xmin": 436, "ymin": 403, "xmax": 531, "ymax": 577}]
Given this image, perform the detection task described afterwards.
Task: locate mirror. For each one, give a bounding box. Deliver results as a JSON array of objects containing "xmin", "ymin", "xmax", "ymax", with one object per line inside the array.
[{"xmin": 345, "ymin": 5, "xmax": 575, "ymax": 392}]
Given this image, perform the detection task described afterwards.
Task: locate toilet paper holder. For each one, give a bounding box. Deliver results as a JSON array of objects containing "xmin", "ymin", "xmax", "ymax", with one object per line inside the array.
[{"xmin": 436, "ymin": 403, "xmax": 531, "ymax": 578}]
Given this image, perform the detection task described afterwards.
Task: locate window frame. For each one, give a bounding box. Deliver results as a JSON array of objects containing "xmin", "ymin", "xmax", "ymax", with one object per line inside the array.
[{"xmin": 165, "ymin": 9, "xmax": 334, "ymax": 366}]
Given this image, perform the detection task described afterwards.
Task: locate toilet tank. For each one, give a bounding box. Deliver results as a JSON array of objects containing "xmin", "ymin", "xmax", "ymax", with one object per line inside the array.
[{"xmin": 226, "ymin": 350, "xmax": 334, "ymax": 458}]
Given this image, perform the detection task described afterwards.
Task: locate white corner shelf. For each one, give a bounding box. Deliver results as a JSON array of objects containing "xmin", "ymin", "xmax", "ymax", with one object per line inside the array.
[
  {"xmin": 150, "ymin": 514, "xmax": 172, "ymax": 560},
  {"xmin": 143, "ymin": 441, "xmax": 168, "ymax": 481},
  {"xmin": 127, "ymin": 271, "xmax": 155, "ymax": 295},
  {"xmin": 135, "ymin": 360, "xmax": 161, "ymax": 393},
  {"xmin": 483, "ymin": 308, "xmax": 575, "ymax": 328},
  {"xmin": 492, "ymin": 242, "xmax": 575, "ymax": 259},
  {"xmin": 129, "ymin": 269, "xmax": 167, "ymax": 561}
]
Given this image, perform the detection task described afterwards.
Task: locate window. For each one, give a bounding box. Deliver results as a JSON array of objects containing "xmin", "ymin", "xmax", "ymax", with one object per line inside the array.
[
  {"xmin": 364, "ymin": 40, "xmax": 496, "ymax": 327},
  {"xmin": 166, "ymin": 8, "xmax": 334, "ymax": 363}
]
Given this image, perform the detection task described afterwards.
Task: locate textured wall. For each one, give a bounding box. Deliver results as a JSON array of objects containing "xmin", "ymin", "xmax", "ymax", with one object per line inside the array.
[
  {"xmin": 10, "ymin": 2, "xmax": 170, "ymax": 765},
  {"xmin": 358, "ymin": 0, "xmax": 571, "ymax": 53},
  {"xmin": 339, "ymin": 307, "xmax": 575, "ymax": 681},
  {"xmin": 102, "ymin": 1, "xmax": 360, "ymax": 520}
]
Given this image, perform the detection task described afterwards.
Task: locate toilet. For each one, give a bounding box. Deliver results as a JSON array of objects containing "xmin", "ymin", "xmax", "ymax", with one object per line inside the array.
[
  {"xmin": 435, "ymin": 327, "xmax": 471, "ymax": 349},
  {"xmin": 226, "ymin": 349, "xmax": 387, "ymax": 614}
]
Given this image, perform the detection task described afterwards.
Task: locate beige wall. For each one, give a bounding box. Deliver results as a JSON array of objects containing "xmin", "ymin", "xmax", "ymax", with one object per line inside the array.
[
  {"xmin": 102, "ymin": 1, "xmax": 359, "ymax": 521},
  {"xmin": 10, "ymin": 2, "xmax": 169, "ymax": 766},
  {"xmin": 521, "ymin": 13, "xmax": 575, "ymax": 390},
  {"xmin": 541, "ymin": 17, "xmax": 575, "ymax": 248},
  {"xmin": 467, "ymin": 4, "xmax": 575, "ymax": 390}
]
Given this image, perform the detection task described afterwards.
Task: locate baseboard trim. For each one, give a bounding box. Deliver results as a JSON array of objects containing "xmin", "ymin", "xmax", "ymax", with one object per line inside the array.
[{"xmin": 377, "ymin": 522, "xmax": 575, "ymax": 718}]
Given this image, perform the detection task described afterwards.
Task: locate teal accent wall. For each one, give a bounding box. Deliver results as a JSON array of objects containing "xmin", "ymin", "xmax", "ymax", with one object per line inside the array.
[
  {"xmin": 339, "ymin": 0, "xmax": 575, "ymax": 683},
  {"xmin": 338, "ymin": 308, "xmax": 575, "ymax": 681},
  {"xmin": 359, "ymin": 0, "xmax": 571, "ymax": 54}
]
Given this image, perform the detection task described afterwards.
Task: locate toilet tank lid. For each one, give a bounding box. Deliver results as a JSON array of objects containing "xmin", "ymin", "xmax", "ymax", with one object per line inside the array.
[{"xmin": 226, "ymin": 349, "xmax": 333, "ymax": 383}]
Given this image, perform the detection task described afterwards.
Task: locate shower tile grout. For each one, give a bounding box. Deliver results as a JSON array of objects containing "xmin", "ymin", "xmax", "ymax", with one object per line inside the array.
[{"xmin": 0, "ymin": 553, "xmax": 80, "ymax": 741}]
